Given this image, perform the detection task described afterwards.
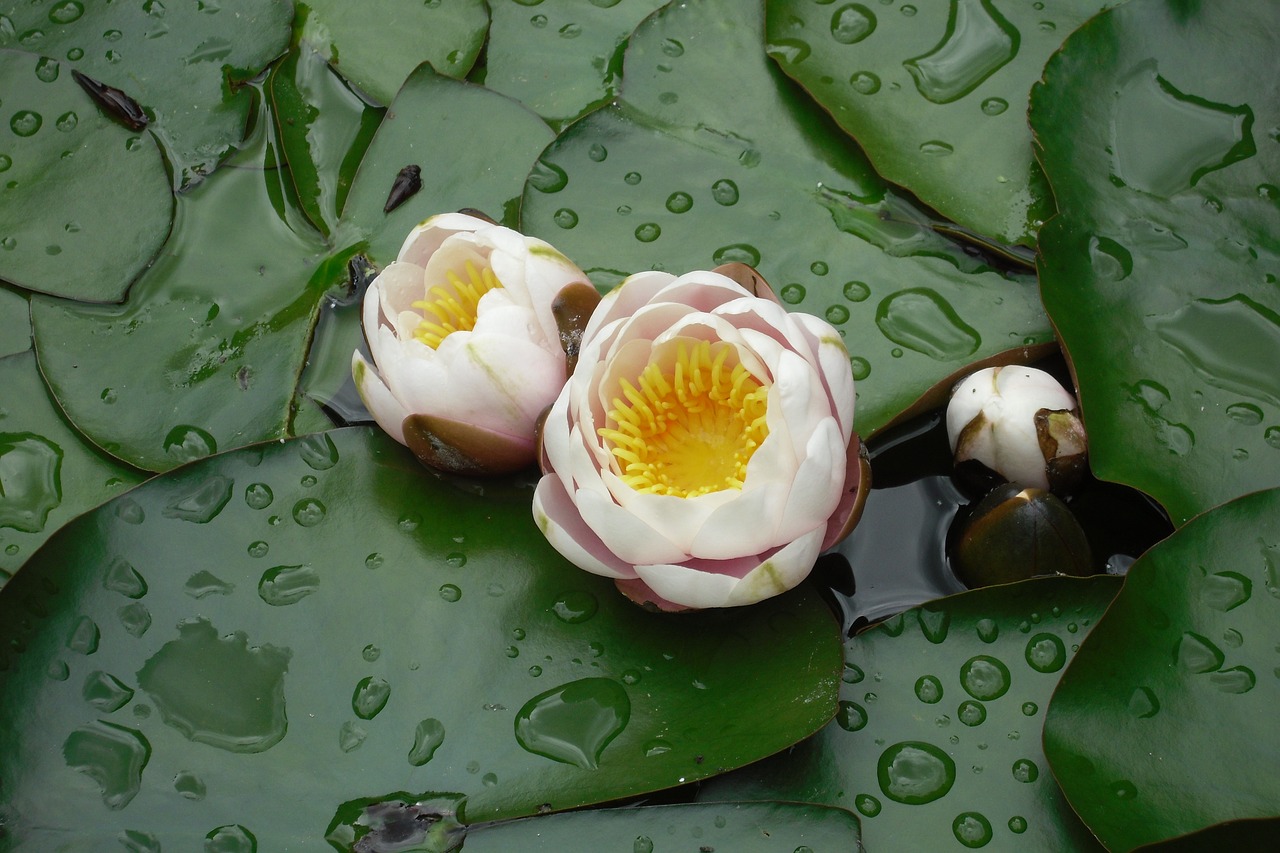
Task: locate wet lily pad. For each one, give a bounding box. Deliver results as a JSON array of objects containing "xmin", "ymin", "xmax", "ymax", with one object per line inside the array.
[
  {"xmin": 30, "ymin": 113, "xmax": 332, "ymax": 472},
  {"xmin": 0, "ymin": 427, "xmax": 842, "ymax": 844},
  {"xmin": 0, "ymin": 285, "xmax": 29, "ymax": 357},
  {"xmin": 698, "ymin": 576, "xmax": 1118, "ymax": 851},
  {"xmin": 1031, "ymin": 0, "xmax": 1280, "ymax": 525},
  {"xmin": 0, "ymin": 0, "xmax": 292, "ymax": 187},
  {"xmin": 462, "ymin": 801, "xmax": 860, "ymax": 851},
  {"xmin": 0, "ymin": 351, "xmax": 143, "ymax": 583},
  {"xmin": 1044, "ymin": 487, "xmax": 1280, "ymax": 851},
  {"xmin": 520, "ymin": 0, "xmax": 1054, "ymax": 438},
  {"xmin": 0, "ymin": 48, "xmax": 171, "ymax": 302},
  {"xmin": 297, "ymin": 0, "xmax": 488, "ymax": 105},
  {"xmin": 764, "ymin": 0, "xmax": 1113, "ymax": 246},
  {"xmin": 483, "ymin": 0, "xmax": 668, "ymax": 127}
]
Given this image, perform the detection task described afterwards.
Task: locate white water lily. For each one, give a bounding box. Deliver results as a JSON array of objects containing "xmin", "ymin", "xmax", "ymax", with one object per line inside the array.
[
  {"xmin": 352, "ymin": 211, "xmax": 591, "ymax": 475},
  {"xmin": 532, "ymin": 268, "xmax": 867, "ymax": 611},
  {"xmin": 946, "ymin": 365, "xmax": 1088, "ymax": 492}
]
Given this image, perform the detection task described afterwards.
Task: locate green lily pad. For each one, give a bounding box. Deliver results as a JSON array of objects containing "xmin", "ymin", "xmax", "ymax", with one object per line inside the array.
[
  {"xmin": 1044, "ymin": 487, "xmax": 1280, "ymax": 851},
  {"xmin": 0, "ymin": 0, "xmax": 292, "ymax": 187},
  {"xmin": 1031, "ymin": 0, "xmax": 1280, "ymax": 526},
  {"xmin": 763, "ymin": 0, "xmax": 1114, "ymax": 246},
  {"xmin": 0, "ymin": 285, "xmax": 29, "ymax": 357},
  {"xmin": 483, "ymin": 0, "xmax": 668, "ymax": 127},
  {"xmin": 0, "ymin": 48, "xmax": 171, "ymax": 302},
  {"xmin": 0, "ymin": 351, "xmax": 143, "ymax": 584},
  {"xmin": 698, "ymin": 576, "xmax": 1119, "ymax": 851},
  {"xmin": 520, "ymin": 0, "xmax": 1054, "ymax": 439},
  {"xmin": 0, "ymin": 427, "xmax": 842, "ymax": 845},
  {"xmin": 30, "ymin": 112, "xmax": 332, "ymax": 472},
  {"xmin": 297, "ymin": 0, "xmax": 488, "ymax": 106},
  {"xmin": 462, "ymin": 802, "xmax": 860, "ymax": 851}
]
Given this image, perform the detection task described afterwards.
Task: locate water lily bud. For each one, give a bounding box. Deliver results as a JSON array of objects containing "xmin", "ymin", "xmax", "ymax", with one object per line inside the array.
[
  {"xmin": 949, "ymin": 483, "xmax": 1094, "ymax": 587},
  {"xmin": 532, "ymin": 268, "xmax": 870, "ymax": 611},
  {"xmin": 352, "ymin": 212, "xmax": 593, "ymax": 475},
  {"xmin": 946, "ymin": 366, "xmax": 1087, "ymax": 493}
]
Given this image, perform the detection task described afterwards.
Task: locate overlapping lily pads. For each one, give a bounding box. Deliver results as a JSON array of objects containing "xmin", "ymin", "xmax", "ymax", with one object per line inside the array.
[
  {"xmin": 1045, "ymin": 487, "xmax": 1280, "ymax": 851},
  {"xmin": 0, "ymin": 48, "xmax": 171, "ymax": 302},
  {"xmin": 1032, "ymin": 0, "xmax": 1280, "ymax": 525},
  {"xmin": 520, "ymin": 0, "xmax": 1055, "ymax": 438},
  {"xmin": 0, "ymin": 0, "xmax": 292, "ymax": 186},
  {"xmin": 698, "ymin": 576, "xmax": 1118, "ymax": 851},
  {"xmin": 0, "ymin": 428, "xmax": 843, "ymax": 845}
]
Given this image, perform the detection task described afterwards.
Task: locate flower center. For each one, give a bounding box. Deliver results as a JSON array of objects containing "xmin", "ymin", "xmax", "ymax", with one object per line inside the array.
[
  {"xmin": 411, "ymin": 260, "xmax": 501, "ymax": 348},
  {"xmin": 599, "ymin": 340, "xmax": 770, "ymax": 498}
]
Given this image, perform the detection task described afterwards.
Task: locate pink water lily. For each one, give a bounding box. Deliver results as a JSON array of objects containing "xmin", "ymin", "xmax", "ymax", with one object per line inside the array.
[
  {"xmin": 533, "ymin": 267, "xmax": 869, "ymax": 610},
  {"xmin": 352, "ymin": 211, "xmax": 593, "ymax": 475}
]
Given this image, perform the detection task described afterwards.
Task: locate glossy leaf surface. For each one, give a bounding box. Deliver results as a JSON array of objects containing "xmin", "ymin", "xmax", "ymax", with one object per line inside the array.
[
  {"xmin": 1045, "ymin": 487, "xmax": 1280, "ymax": 852},
  {"xmin": 0, "ymin": 427, "xmax": 843, "ymax": 845},
  {"xmin": 699, "ymin": 577, "xmax": 1118, "ymax": 851},
  {"xmin": 0, "ymin": 286, "xmax": 29, "ymax": 357},
  {"xmin": 520, "ymin": 0, "xmax": 1054, "ymax": 439},
  {"xmin": 298, "ymin": 0, "xmax": 488, "ymax": 105},
  {"xmin": 1032, "ymin": 0, "xmax": 1280, "ymax": 525},
  {"xmin": 764, "ymin": 0, "xmax": 1113, "ymax": 246},
  {"xmin": 0, "ymin": 351, "xmax": 143, "ymax": 584},
  {"xmin": 0, "ymin": 48, "xmax": 171, "ymax": 302},
  {"xmin": 0, "ymin": 0, "xmax": 292, "ymax": 186}
]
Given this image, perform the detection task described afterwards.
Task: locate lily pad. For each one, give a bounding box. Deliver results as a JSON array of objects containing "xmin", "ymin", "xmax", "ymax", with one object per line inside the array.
[
  {"xmin": 0, "ymin": 48, "xmax": 171, "ymax": 302},
  {"xmin": 1044, "ymin": 487, "xmax": 1280, "ymax": 851},
  {"xmin": 764, "ymin": 0, "xmax": 1114, "ymax": 246},
  {"xmin": 1031, "ymin": 0, "xmax": 1280, "ymax": 525},
  {"xmin": 297, "ymin": 0, "xmax": 488, "ymax": 105},
  {"xmin": 30, "ymin": 111, "xmax": 332, "ymax": 472},
  {"xmin": 0, "ymin": 0, "xmax": 293, "ymax": 187},
  {"xmin": 0, "ymin": 285, "xmax": 29, "ymax": 357},
  {"xmin": 0, "ymin": 427, "xmax": 843, "ymax": 844},
  {"xmin": 520, "ymin": 0, "xmax": 1054, "ymax": 438},
  {"xmin": 462, "ymin": 802, "xmax": 860, "ymax": 851},
  {"xmin": 0, "ymin": 351, "xmax": 143, "ymax": 583},
  {"xmin": 483, "ymin": 0, "xmax": 668, "ymax": 127},
  {"xmin": 698, "ymin": 576, "xmax": 1118, "ymax": 851}
]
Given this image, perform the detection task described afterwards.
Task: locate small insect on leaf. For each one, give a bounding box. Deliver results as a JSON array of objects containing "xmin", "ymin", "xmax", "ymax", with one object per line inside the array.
[{"xmin": 384, "ymin": 165, "xmax": 423, "ymax": 213}]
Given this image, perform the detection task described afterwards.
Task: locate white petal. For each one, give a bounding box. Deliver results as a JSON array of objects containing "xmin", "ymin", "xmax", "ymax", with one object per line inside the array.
[
  {"xmin": 575, "ymin": 487, "xmax": 688, "ymax": 566},
  {"xmin": 687, "ymin": 480, "xmax": 787, "ymax": 559},
  {"xmin": 775, "ymin": 417, "xmax": 846, "ymax": 543},
  {"xmin": 532, "ymin": 476, "xmax": 636, "ymax": 579},
  {"xmin": 632, "ymin": 562, "xmax": 740, "ymax": 610},
  {"xmin": 723, "ymin": 526, "xmax": 826, "ymax": 606},
  {"xmin": 581, "ymin": 271, "xmax": 677, "ymax": 346},
  {"xmin": 351, "ymin": 352, "xmax": 407, "ymax": 445},
  {"xmin": 396, "ymin": 212, "xmax": 491, "ymax": 267}
]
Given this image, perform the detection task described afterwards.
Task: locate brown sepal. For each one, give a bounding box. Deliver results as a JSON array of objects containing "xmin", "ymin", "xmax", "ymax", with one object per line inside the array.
[
  {"xmin": 402, "ymin": 413, "xmax": 533, "ymax": 477},
  {"xmin": 551, "ymin": 281, "xmax": 602, "ymax": 377},
  {"xmin": 711, "ymin": 262, "xmax": 782, "ymax": 305}
]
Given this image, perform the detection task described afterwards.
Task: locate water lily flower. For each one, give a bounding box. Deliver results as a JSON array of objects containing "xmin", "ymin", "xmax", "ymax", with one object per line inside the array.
[
  {"xmin": 352, "ymin": 211, "xmax": 594, "ymax": 475},
  {"xmin": 946, "ymin": 365, "xmax": 1088, "ymax": 493},
  {"xmin": 532, "ymin": 266, "xmax": 869, "ymax": 611}
]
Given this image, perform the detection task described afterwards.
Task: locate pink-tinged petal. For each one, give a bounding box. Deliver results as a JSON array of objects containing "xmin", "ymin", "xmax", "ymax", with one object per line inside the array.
[
  {"xmin": 767, "ymin": 349, "xmax": 830, "ymax": 460},
  {"xmin": 709, "ymin": 263, "xmax": 783, "ymax": 305},
  {"xmin": 396, "ymin": 212, "xmax": 492, "ymax": 266},
  {"xmin": 533, "ymin": 476, "xmax": 637, "ymax": 579},
  {"xmin": 822, "ymin": 433, "xmax": 872, "ymax": 551},
  {"xmin": 604, "ymin": 470, "xmax": 740, "ymax": 554},
  {"xmin": 723, "ymin": 527, "xmax": 826, "ymax": 607},
  {"xmin": 574, "ymin": 487, "xmax": 688, "ymax": 565},
  {"xmin": 402, "ymin": 413, "xmax": 534, "ymax": 475},
  {"xmin": 687, "ymin": 479, "xmax": 787, "ymax": 559},
  {"xmin": 632, "ymin": 562, "xmax": 741, "ymax": 610},
  {"xmin": 776, "ymin": 417, "xmax": 846, "ymax": 543},
  {"xmin": 352, "ymin": 352, "xmax": 408, "ymax": 445},
  {"xmin": 581, "ymin": 271, "xmax": 677, "ymax": 345},
  {"xmin": 791, "ymin": 312, "xmax": 856, "ymax": 440},
  {"xmin": 614, "ymin": 577, "xmax": 696, "ymax": 613}
]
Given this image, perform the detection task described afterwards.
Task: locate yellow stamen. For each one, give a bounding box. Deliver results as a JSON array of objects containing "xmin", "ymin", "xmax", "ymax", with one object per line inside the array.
[
  {"xmin": 599, "ymin": 340, "xmax": 770, "ymax": 498},
  {"xmin": 412, "ymin": 261, "xmax": 501, "ymax": 348}
]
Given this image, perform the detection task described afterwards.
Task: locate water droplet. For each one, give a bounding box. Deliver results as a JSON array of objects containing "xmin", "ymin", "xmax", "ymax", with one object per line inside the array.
[
  {"xmin": 952, "ymin": 812, "xmax": 993, "ymax": 848},
  {"xmin": 339, "ymin": 721, "xmax": 366, "ymax": 752},
  {"xmin": 588, "ymin": 143, "xmax": 607, "ymax": 162},
  {"xmin": 1267, "ymin": 426, "xmax": 1280, "ymax": 449},
  {"xmin": 244, "ymin": 482, "xmax": 273, "ymax": 509},
  {"xmin": 445, "ymin": 551, "xmax": 467, "ymax": 568},
  {"xmin": 824, "ymin": 305, "xmax": 850, "ymax": 325},
  {"xmin": 1211, "ymin": 665, "xmax": 1256, "ymax": 694},
  {"xmin": 103, "ymin": 557, "xmax": 147, "ymax": 599},
  {"xmin": 1008, "ymin": 815, "xmax": 1028, "ymax": 834},
  {"xmin": 915, "ymin": 675, "xmax": 943, "ymax": 704},
  {"xmin": 657, "ymin": 91, "xmax": 679, "ymax": 105},
  {"xmin": 661, "ymin": 37, "xmax": 684, "ymax": 57},
  {"xmin": 162, "ymin": 475, "xmax": 233, "ymax": 524},
  {"xmin": 407, "ymin": 718, "xmax": 446, "ymax": 766},
  {"xmin": 84, "ymin": 670, "xmax": 135, "ymax": 712},
  {"xmin": 174, "ymin": 769, "xmax": 206, "ymax": 800},
  {"xmin": 711, "ymin": 178, "xmax": 739, "ymax": 205},
  {"xmin": 67, "ymin": 615, "xmax": 100, "ymax": 654},
  {"xmin": 958, "ymin": 700, "xmax": 986, "ymax": 726},
  {"xmin": 1222, "ymin": 627, "xmax": 1243, "ymax": 648},
  {"xmin": 530, "ymin": 14, "xmax": 547, "ymax": 28},
  {"xmin": 642, "ymin": 737, "xmax": 671, "ymax": 757},
  {"xmin": 162, "ymin": 425, "xmax": 216, "ymax": 464},
  {"xmin": 665, "ymin": 191, "xmax": 693, "ymax": 214},
  {"xmin": 0, "ymin": 154, "xmax": 10, "ymax": 173},
  {"xmin": 900, "ymin": 4, "xmax": 917, "ymax": 14},
  {"xmin": 528, "ymin": 160, "xmax": 568, "ymax": 193},
  {"xmin": 35, "ymin": 56, "xmax": 60, "ymax": 82},
  {"xmin": 1021, "ymin": 701, "xmax": 1038, "ymax": 716},
  {"xmin": 10, "ymin": 109, "xmax": 42, "ymax": 138},
  {"xmin": 514, "ymin": 678, "xmax": 629, "ymax": 769},
  {"xmin": 844, "ymin": 70, "xmax": 881, "ymax": 95},
  {"xmin": 528, "ymin": 665, "xmax": 543, "ymax": 677},
  {"xmin": 975, "ymin": 618, "xmax": 999, "ymax": 643},
  {"xmin": 634, "ymin": 837, "xmax": 655, "ymax": 853},
  {"xmin": 780, "ymin": 284, "xmax": 806, "ymax": 304},
  {"xmin": 876, "ymin": 289, "xmax": 980, "ymax": 360},
  {"xmin": 1177, "ymin": 632, "xmax": 1225, "ymax": 674},
  {"xmin": 1227, "ymin": 402, "xmax": 1265, "ymax": 425},
  {"xmin": 48, "ymin": 659, "xmax": 71, "ymax": 681},
  {"xmin": 298, "ymin": 432, "xmax": 338, "ymax": 470},
  {"xmin": 981, "ymin": 97, "xmax": 1008, "ymax": 116},
  {"xmin": 918, "ymin": 608, "xmax": 951, "ymax": 643},
  {"xmin": 257, "ymin": 564, "xmax": 319, "ymax": 607},
  {"xmin": 960, "ymin": 655, "xmax": 1010, "ymax": 700},
  {"xmin": 58, "ymin": 111, "xmax": 80, "ymax": 133},
  {"xmin": 1201, "ymin": 571, "xmax": 1251, "ymax": 611},
  {"xmin": 712, "ymin": 243, "xmax": 761, "ymax": 266},
  {"xmin": 365, "ymin": 552, "xmax": 384, "ymax": 570},
  {"xmin": 352, "ymin": 677, "xmax": 391, "ymax": 720},
  {"xmin": 1155, "ymin": 295, "xmax": 1280, "ymax": 407},
  {"xmin": 204, "ymin": 825, "xmax": 256, "ymax": 853},
  {"xmin": 554, "ymin": 208, "xmax": 578, "ymax": 229},
  {"xmin": 920, "ymin": 140, "xmax": 954, "ymax": 156},
  {"xmin": 63, "ymin": 722, "xmax": 149, "ymax": 809},
  {"xmin": 849, "ymin": 357, "xmax": 871, "ymax": 380},
  {"xmin": 1112, "ymin": 62, "xmax": 1256, "ymax": 197},
  {"xmin": 1011, "ymin": 757, "xmax": 1039, "ymax": 783},
  {"xmin": 119, "ymin": 603, "xmax": 151, "ymax": 638},
  {"xmin": 1025, "ymin": 633, "xmax": 1066, "ymax": 673},
  {"xmin": 852, "ymin": 792, "xmax": 882, "ymax": 817},
  {"xmin": 67, "ymin": 46, "xmax": 84, "ymax": 60},
  {"xmin": 877, "ymin": 741, "xmax": 955, "ymax": 804},
  {"xmin": 1128, "ymin": 686, "xmax": 1161, "ymax": 718},
  {"xmin": 831, "ymin": 4, "xmax": 877, "ymax": 44},
  {"xmin": 439, "ymin": 583, "xmax": 461, "ymax": 602},
  {"xmin": 836, "ymin": 700, "xmax": 868, "ymax": 731},
  {"xmin": 1112, "ymin": 780, "xmax": 1137, "ymax": 799},
  {"xmin": 184, "ymin": 570, "xmax": 233, "ymax": 599},
  {"xmin": 49, "ymin": 0, "xmax": 85, "ymax": 23},
  {"xmin": 905, "ymin": 0, "xmax": 1018, "ymax": 104},
  {"xmin": 552, "ymin": 590, "xmax": 598, "ymax": 623},
  {"xmin": 634, "ymin": 223, "xmax": 661, "ymax": 242},
  {"xmin": 624, "ymin": 171, "xmax": 642, "ymax": 185},
  {"xmin": 0, "ymin": 434, "xmax": 62, "ymax": 533},
  {"xmin": 559, "ymin": 22, "xmax": 581, "ymax": 38},
  {"xmin": 292, "ymin": 498, "xmax": 326, "ymax": 527},
  {"xmin": 770, "ymin": 38, "xmax": 810, "ymax": 65}
]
